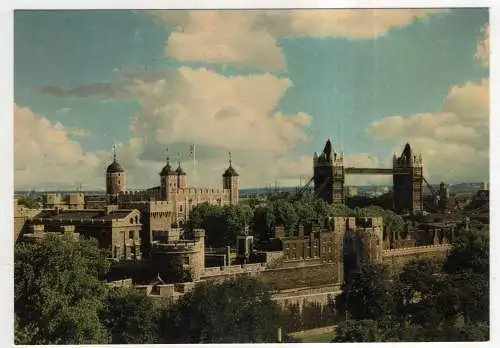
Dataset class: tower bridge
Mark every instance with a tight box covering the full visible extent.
[312,139,424,215]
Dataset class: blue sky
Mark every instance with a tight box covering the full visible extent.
[14,9,489,190]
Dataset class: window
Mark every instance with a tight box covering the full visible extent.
[180,205,183,212]
[184,257,189,265]
[129,231,134,239]
[130,218,134,224]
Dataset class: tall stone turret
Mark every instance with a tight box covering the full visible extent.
[392,143,423,214]
[223,152,239,204]
[313,138,344,204]
[175,155,188,189]
[357,217,384,264]
[106,145,125,204]
[159,148,178,201]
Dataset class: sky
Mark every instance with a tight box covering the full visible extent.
[13,8,490,190]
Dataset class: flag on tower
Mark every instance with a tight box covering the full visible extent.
[189,144,195,159]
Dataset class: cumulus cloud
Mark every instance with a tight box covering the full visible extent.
[122,66,315,188]
[127,67,311,158]
[14,104,107,190]
[30,65,316,189]
[147,9,443,70]
[475,24,489,68]
[367,78,489,183]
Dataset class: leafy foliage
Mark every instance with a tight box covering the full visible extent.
[17,195,41,209]
[158,276,283,343]
[15,234,111,344]
[335,263,394,324]
[189,203,253,247]
[444,227,489,275]
[333,320,381,342]
[100,287,160,344]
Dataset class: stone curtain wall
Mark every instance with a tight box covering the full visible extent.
[382,244,451,274]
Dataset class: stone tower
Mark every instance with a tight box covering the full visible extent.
[313,139,345,204]
[175,158,188,189]
[358,217,384,264]
[222,152,239,204]
[106,145,125,203]
[392,143,423,214]
[160,150,178,201]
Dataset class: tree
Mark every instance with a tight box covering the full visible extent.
[393,259,440,327]
[252,204,276,241]
[223,203,253,239]
[444,227,489,275]
[100,287,160,344]
[17,195,41,209]
[330,204,355,217]
[14,234,110,344]
[189,203,253,247]
[333,320,381,342]
[159,276,283,343]
[335,263,394,324]
[271,200,298,236]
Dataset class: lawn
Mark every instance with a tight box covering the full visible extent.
[289,325,336,343]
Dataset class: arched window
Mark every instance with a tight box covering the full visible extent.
[130,218,134,224]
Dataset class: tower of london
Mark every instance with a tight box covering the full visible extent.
[105,150,239,228]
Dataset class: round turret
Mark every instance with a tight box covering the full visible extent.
[106,146,125,198]
[223,165,239,177]
[107,160,124,173]
[176,164,186,176]
[160,161,176,176]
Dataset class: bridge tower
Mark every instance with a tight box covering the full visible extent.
[313,139,345,204]
[392,143,423,214]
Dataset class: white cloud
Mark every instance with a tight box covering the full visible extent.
[14,105,107,190]
[83,66,315,189]
[367,78,489,183]
[128,67,311,158]
[475,23,489,68]
[148,9,443,70]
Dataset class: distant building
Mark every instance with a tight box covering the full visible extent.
[22,224,80,243]
[43,192,85,210]
[27,206,142,260]
[14,197,43,242]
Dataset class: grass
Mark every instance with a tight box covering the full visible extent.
[289,325,336,343]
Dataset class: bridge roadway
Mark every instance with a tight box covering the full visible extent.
[344,167,410,175]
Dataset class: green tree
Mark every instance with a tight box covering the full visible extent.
[17,195,41,209]
[252,204,276,241]
[332,320,381,342]
[444,227,489,275]
[272,200,298,236]
[14,234,110,344]
[159,276,283,343]
[100,287,160,344]
[335,263,394,324]
[330,204,355,217]
[224,204,253,238]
